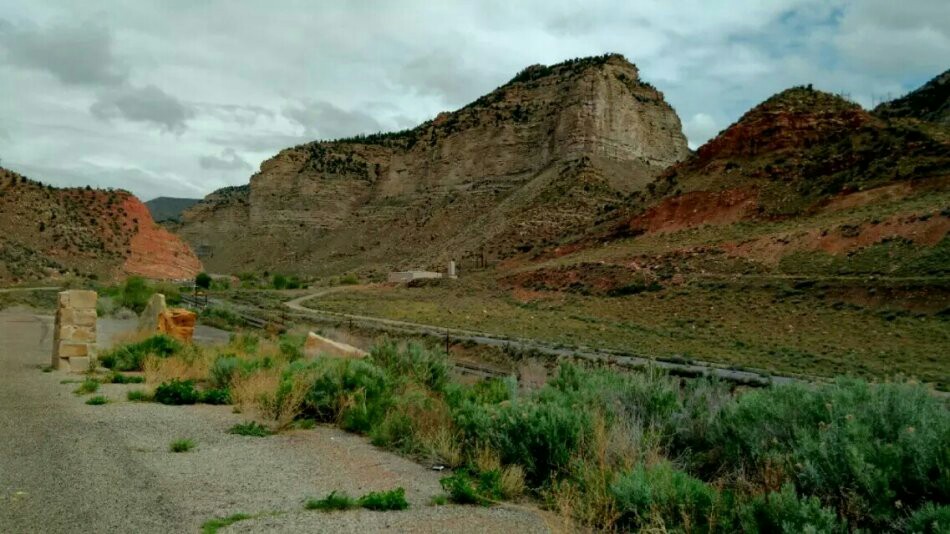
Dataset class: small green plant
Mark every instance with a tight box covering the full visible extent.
[154,379,200,405]
[305,491,356,511]
[430,495,448,506]
[440,470,501,506]
[229,421,272,437]
[357,488,409,511]
[85,395,109,405]
[41,365,53,373]
[170,438,195,453]
[98,335,182,371]
[73,378,99,395]
[127,389,151,402]
[201,513,253,534]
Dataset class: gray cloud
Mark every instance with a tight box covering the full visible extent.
[283,100,382,139]
[394,53,488,107]
[90,84,193,133]
[0,19,127,86]
[199,148,252,171]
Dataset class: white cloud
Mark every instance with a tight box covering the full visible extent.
[683,113,720,149]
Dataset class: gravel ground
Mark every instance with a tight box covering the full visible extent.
[0,311,558,533]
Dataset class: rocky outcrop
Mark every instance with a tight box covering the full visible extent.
[0,168,202,283]
[179,54,689,274]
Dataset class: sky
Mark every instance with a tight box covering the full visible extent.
[0,1,947,201]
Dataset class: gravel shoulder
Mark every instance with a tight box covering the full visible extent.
[0,311,556,533]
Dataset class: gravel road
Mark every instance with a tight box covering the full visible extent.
[0,310,556,533]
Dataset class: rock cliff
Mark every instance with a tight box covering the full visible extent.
[179,54,689,274]
[0,168,202,283]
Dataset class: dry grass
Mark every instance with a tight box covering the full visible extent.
[142,348,213,385]
[473,445,502,473]
[425,427,463,467]
[500,465,526,499]
[230,369,281,419]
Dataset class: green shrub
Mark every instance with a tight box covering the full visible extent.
[611,461,718,531]
[358,488,409,511]
[201,513,253,534]
[272,274,289,290]
[195,272,212,289]
[279,334,305,362]
[229,421,271,437]
[738,484,842,533]
[85,395,109,405]
[705,379,950,529]
[99,335,182,371]
[201,388,230,405]
[210,355,241,389]
[154,379,200,405]
[170,438,195,453]
[305,491,356,511]
[440,469,502,506]
[303,359,393,433]
[339,273,359,285]
[905,503,950,534]
[73,378,99,395]
[370,342,450,391]
[118,276,152,313]
[127,389,151,402]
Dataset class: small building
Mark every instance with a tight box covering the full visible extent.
[387,271,443,283]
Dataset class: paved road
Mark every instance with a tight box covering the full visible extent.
[0,311,553,533]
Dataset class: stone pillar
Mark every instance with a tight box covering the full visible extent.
[52,290,98,373]
[447,260,457,279]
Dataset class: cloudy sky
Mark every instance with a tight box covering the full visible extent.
[0,1,947,200]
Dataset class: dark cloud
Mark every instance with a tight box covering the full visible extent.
[90,84,193,133]
[282,100,382,139]
[199,148,252,171]
[0,19,127,86]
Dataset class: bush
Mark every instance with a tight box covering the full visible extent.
[370,342,450,391]
[611,461,719,531]
[210,355,241,388]
[305,491,356,512]
[170,438,195,453]
[229,421,271,437]
[905,503,950,534]
[358,488,409,511]
[118,276,152,313]
[705,379,950,529]
[127,389,151,402]
[195,272,212,289]
[85,395,109,405]
[201,388,230,405]
[279,334,305,362]
[303,359,393,433]
[154,379,200,405]
[738,484,842,533]
[99,335,182,371]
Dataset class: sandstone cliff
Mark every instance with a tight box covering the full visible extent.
[179,54,689,275]
[0,168,203,283]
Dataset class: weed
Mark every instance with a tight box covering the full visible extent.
[228,421,271,437]
[85,395,109,405]
[305,491,356,512]
[154,379,200,405]
[201,513,253,534]
[73,378,99,395]
[99,335,182,371]
[201,388,231,405]
[440,469,502,506]
[170,438,195,453]
[107,372,145,384]
[358,488,409,511]
[41,365,53,373]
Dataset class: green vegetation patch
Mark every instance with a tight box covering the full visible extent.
[98,335,182,371]
[85,395,109,405]
[73,378,99,395]
[154,379,200,405]
[305,488,409,512]
[229,421,271,437]
[170,438,195,453]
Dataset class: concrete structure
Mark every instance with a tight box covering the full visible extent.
[52,290,97,372]
[447,260,457,279]
[304,332,367,359]
[387,271,443,283]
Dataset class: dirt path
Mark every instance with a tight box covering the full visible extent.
[0,311,555,533]
[284,287,797,387]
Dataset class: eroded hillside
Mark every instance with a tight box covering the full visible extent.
[0,169,203,283]
[179,54,689,274]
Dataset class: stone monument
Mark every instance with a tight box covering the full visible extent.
[52,290,98,372]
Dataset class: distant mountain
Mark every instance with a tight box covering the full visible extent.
[874,68,950,125]
[177,54,690,275]
[0,169,202,283]
[145,197,201,222]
